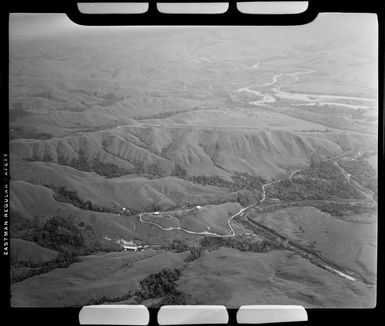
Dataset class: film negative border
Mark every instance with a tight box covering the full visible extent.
[1,1,384,326]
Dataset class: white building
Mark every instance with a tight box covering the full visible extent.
[117,239,139,251]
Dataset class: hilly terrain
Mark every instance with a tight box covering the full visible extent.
[9,13,378,308]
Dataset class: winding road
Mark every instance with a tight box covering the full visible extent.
[138,164,306,239]
[139,204,253,238]
[137,151,354,238]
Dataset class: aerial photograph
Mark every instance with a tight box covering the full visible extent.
[9,13,377,308]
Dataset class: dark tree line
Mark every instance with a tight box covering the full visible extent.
[54,186,112,213]
[11,252,80,284]
[311,201,374,218]
[160,239,189,253]
[171,164,188,178]
[67,155,131,178]
[198,236,280,254]
[267,176,362,201]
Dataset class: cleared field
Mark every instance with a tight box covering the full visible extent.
[141,202,242,235]
[178,247,376,308]
[11,249,188,307]
[249,206,377,283]
[11,239,58,265]
[10,179,78,220]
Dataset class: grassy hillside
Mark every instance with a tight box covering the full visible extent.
[11,161,230,211]
[10,125,374,181]
[249,206,377,284]
[11,239,58,265]
[11,249,188,307]
[178,247,376,308]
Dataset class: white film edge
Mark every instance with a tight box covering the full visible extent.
[157,305,229,325]
[79,305,150,325]
[237,305,308,324]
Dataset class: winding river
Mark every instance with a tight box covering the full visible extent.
[237,65,376,109]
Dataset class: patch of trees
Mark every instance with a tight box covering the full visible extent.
[150,292,189,308]
[10,214,121,283]
[338,158,377,194]
[187,175,233,188]
[127,159,168,178]
[160,239,189,253]
[22,216,110,255]
[10,212,35,239]
[12,215,120,256]
[184,246,204,262]
[185,172,265,198]
[304,160,344,181]
[11,252,80,284]
[147,163,165,177]
[311,202,374,218]
[135,268,184,302]
[183,236,281,263]
[67,154,131,178]
[32,216,86,253]
[54,186,84,206]
[98,91,124,107]
[235,190,258,206]
[230,172,266,192]
[171,164,188,178]
[53,186,113,213]
[90,159,131,178]
[198,236,280,253]
[169,170,265,206]
[266,162,363,201]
